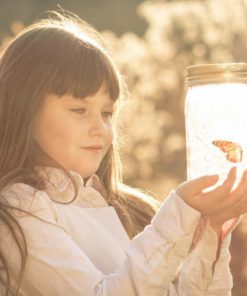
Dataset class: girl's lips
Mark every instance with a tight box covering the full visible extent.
[81,146,103,153]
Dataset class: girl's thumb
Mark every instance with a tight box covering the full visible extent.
[176,174,219,198]
[189,175,219,194]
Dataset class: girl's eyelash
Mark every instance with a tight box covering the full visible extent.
[102,111,113,118]
[70,108,86,114]
[70,109,113,117]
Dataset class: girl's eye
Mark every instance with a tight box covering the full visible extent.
[70,108,86,115]
[70,109,113,118]
[102,112,113,118]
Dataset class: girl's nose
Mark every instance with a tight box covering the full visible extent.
[89,115,108,136]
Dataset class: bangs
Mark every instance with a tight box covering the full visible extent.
[16,27,123,102]
[46,43,120,101]
[3,26,123,117]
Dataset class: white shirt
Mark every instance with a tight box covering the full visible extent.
[0,166,233,295]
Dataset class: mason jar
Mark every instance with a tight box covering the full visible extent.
[185,63,247,184]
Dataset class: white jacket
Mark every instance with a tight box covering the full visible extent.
[0,166,232,295]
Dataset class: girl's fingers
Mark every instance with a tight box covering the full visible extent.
[176,174,219,199]
[230,170,247,198]
[204,167,237,202]
[222,167,237,191]
[206,170,247,222]
[187,175,218,194]
[212,171,247,219]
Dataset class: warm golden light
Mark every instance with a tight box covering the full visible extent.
[185,82,247,185]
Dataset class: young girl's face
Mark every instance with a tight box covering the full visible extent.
[32,85,114,178]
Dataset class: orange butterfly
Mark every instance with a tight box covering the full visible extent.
[212,140,243,163]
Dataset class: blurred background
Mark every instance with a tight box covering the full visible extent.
[1,0,247,294]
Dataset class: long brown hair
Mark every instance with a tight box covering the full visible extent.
[0,10,160,296]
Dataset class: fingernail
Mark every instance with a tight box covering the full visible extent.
[230,167,237,175]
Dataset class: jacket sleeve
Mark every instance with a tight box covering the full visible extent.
[170,217,233,296]
[1,185,203,296]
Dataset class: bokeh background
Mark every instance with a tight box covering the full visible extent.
[1,0,247,294]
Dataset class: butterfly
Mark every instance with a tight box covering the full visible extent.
[212,140,243,163]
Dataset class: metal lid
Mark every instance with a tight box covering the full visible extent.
[186,63,247,86]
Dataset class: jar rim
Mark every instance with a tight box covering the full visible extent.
[186,63,247,86]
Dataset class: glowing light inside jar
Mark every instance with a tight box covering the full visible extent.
[185,82,247,185]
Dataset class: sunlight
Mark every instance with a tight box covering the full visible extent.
[185,83,247,186]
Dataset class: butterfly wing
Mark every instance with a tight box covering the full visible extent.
[226,146,243,163]
[212,140,243,163]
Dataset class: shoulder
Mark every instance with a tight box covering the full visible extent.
[1,182,58,222]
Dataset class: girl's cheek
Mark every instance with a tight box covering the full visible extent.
[111,123,116,141]
[108,125,114,142]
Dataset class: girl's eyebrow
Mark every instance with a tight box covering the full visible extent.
[65,97,114,107]
[81,96,113,104]
[104,102,114,108]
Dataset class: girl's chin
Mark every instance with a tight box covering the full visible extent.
[71,166,100,179]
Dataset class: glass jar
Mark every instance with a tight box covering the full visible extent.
[185,63,247,184]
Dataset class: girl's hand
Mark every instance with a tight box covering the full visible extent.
[175,167,247,226]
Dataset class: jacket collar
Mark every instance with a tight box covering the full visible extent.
[33,166,107,206]
[34,165,99,189]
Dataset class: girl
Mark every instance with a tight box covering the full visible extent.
[0,10,247,296]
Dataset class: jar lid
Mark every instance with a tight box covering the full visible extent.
[186,63,247,86]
